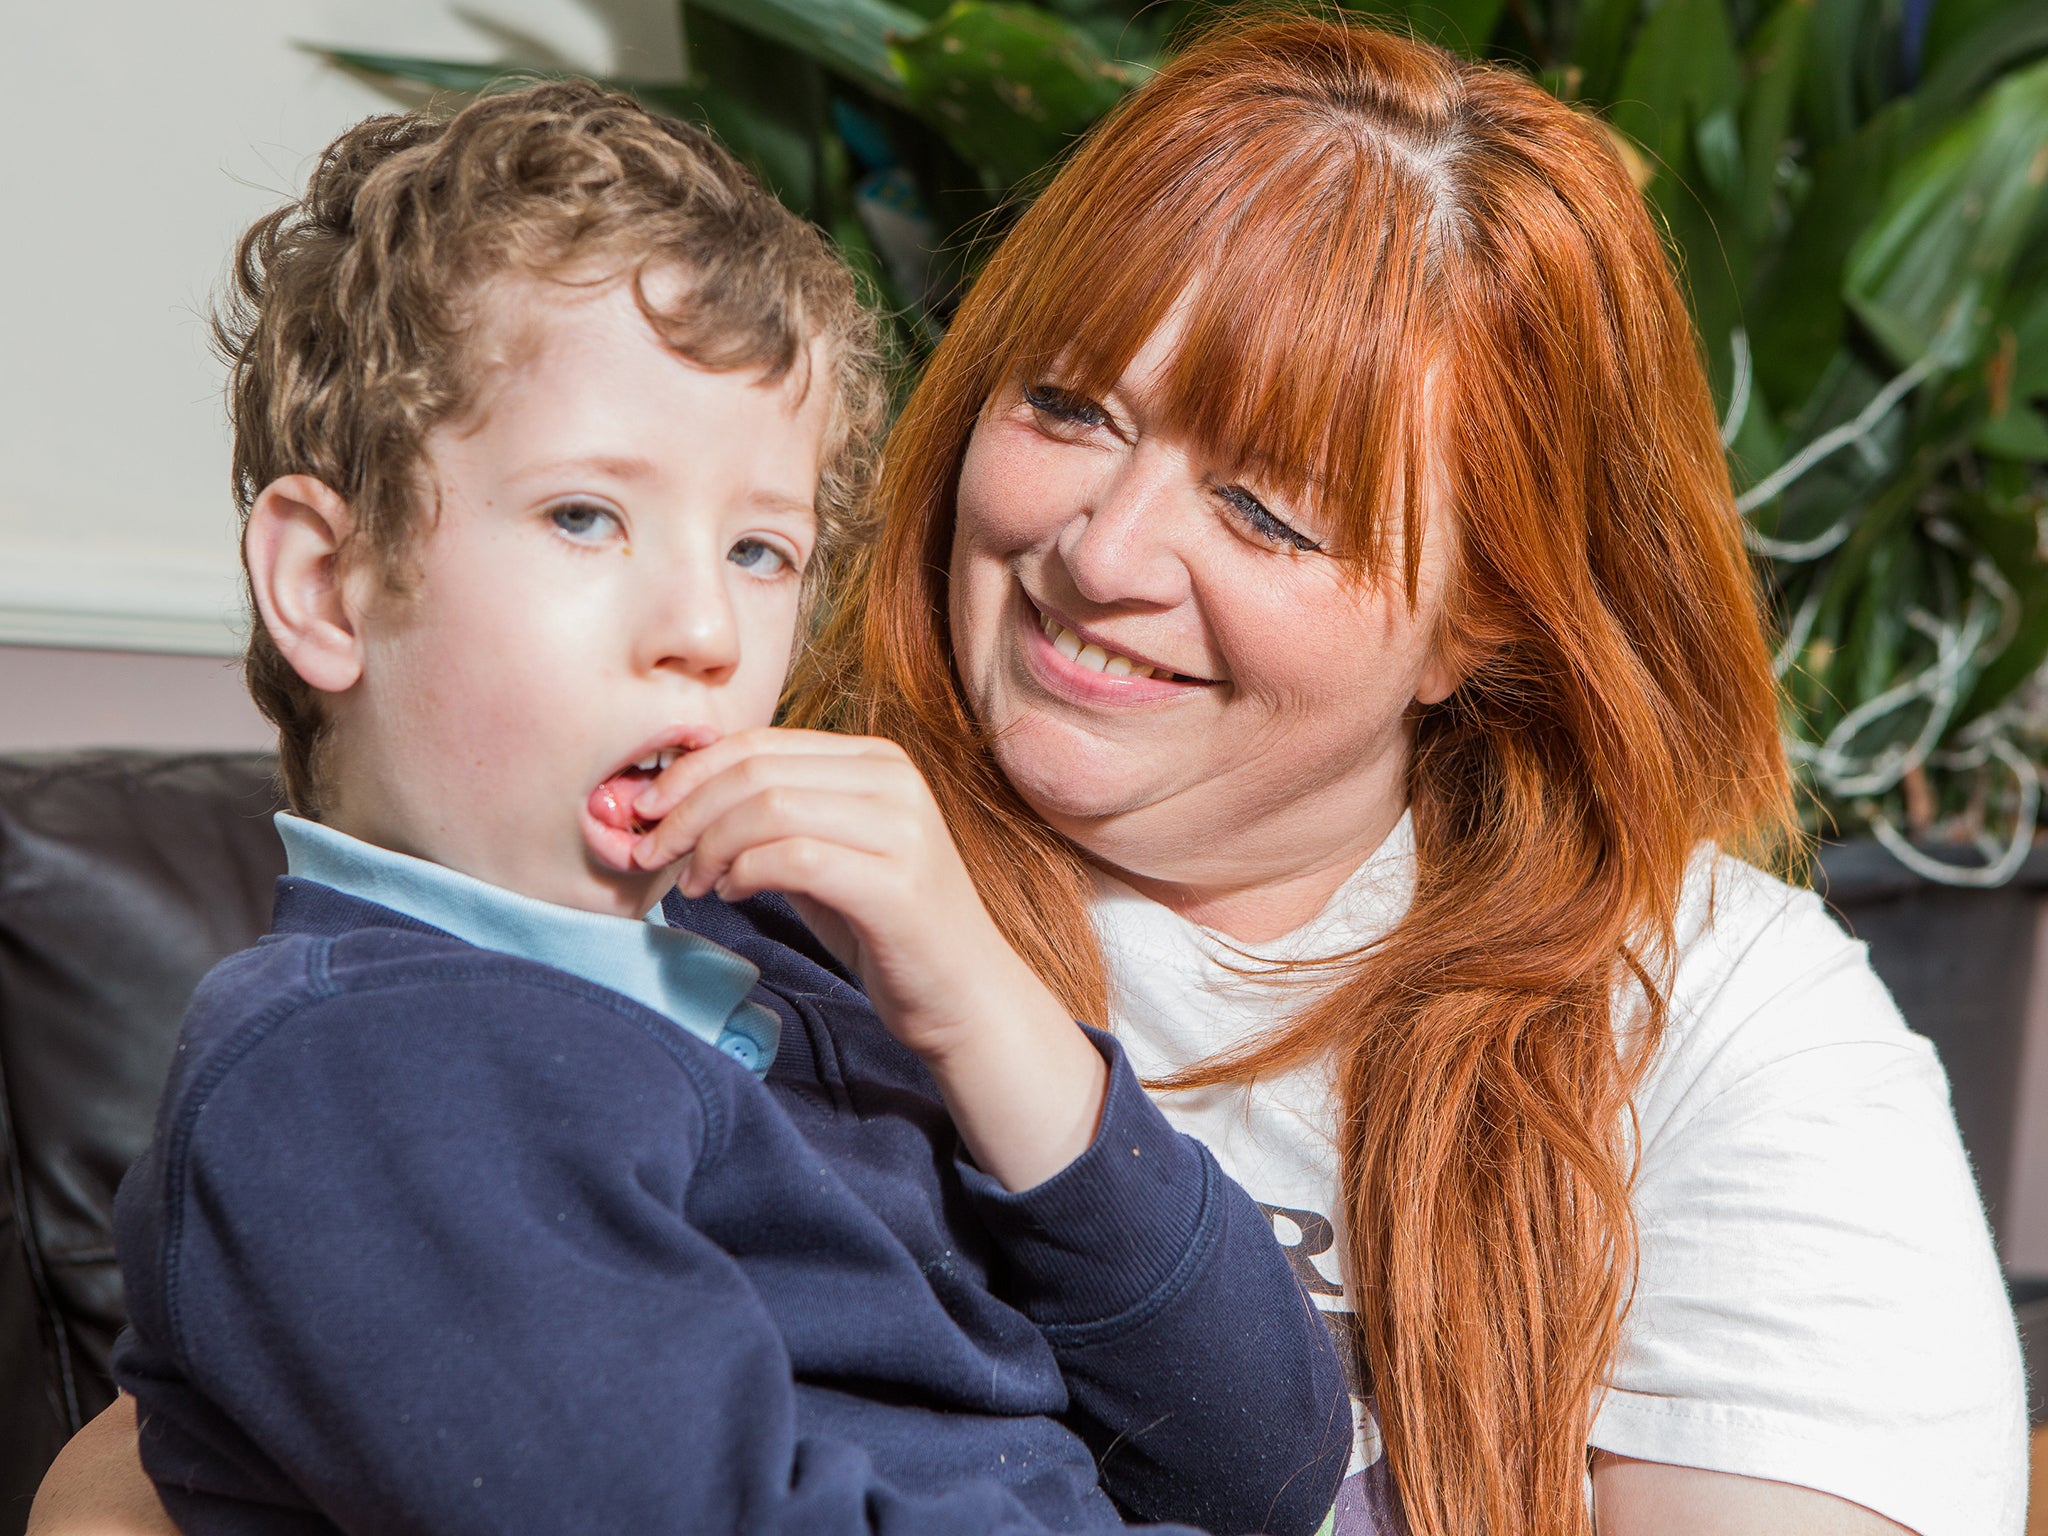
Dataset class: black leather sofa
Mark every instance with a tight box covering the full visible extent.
[1,753,284,1532]
[1,749,2041,1533]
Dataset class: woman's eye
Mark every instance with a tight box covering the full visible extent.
[1217,484,1320,553]
[549,502,622,543]
[728,538,794,577]
[1022,382,1110,431]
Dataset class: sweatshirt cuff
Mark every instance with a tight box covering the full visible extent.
[956,1026,1216,1332]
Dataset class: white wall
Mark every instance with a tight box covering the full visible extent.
[0,0,683,657]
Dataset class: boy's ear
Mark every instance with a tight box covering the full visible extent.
[245,475,370,695]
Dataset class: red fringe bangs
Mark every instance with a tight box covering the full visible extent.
[973,85,1450,580]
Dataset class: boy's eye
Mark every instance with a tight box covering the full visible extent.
[549,501,623,543]
[1216,483,1321,553]
[728,538,794,577]
[1022,382,1111,432]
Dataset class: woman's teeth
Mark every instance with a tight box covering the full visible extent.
[1037,611,1155,678]
[632,749,684,772]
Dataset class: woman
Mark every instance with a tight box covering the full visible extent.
[783,17,2024,1535]
[35,15,2024,1536]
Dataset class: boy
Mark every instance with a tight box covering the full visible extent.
[110,82,1349,1535]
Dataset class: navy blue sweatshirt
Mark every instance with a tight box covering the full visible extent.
[113,880,1351,1535]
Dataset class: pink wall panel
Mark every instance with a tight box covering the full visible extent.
[0,645,272,754]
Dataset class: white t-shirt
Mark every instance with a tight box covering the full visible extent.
[1097,815,2028,1536]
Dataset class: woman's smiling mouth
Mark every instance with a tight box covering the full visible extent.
[1020,593,1218,703]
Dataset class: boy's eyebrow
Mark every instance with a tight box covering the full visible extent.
[507,460,814,517]
[511,454,662,484]
[749,489,818,519]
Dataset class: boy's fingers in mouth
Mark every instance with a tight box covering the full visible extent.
[628,726,781,821]
[583,725,723,870]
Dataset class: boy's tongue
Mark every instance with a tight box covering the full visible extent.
[585,729,719,869]
[588,765,661,835]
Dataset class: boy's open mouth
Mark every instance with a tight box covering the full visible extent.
[589,747,688,839]
[582,726,722,874]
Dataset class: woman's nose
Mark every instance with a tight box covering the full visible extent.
[1056,446,1195,609]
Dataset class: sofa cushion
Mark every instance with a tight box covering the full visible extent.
[0,752,282,1533]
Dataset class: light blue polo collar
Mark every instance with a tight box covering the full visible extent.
[275,814,778,1075]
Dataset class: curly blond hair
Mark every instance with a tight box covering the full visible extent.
[218,79,883,811]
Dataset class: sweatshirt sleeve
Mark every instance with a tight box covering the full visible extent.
[957,1029,1352,1536]
[115,971,1195,1536]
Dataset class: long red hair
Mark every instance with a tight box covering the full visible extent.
[790,18,1793,1535]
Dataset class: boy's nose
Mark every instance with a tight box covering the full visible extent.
[638,557,741,681]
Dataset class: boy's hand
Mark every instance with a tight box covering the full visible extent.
[630,728,1106,1190]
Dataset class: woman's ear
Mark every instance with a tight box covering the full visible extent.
[245,475,368,695]
[1414,652,1460,708]
[1414,597,1506,708]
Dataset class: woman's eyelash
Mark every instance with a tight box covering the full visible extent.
[1217,484,1320,552]
[1022,382,1110,429]
[1019,382,1316,553]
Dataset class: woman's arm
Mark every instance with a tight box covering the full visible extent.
[27,1397,176,1536]
[1590,871,2026,1536]
[1593,1455,1915,1535]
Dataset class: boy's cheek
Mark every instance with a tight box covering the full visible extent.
[737,597,806,723]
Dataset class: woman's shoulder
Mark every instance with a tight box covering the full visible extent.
[1666,847,1874,1012]
[1639,848,1931,1121]
[1641,840,1966,1154]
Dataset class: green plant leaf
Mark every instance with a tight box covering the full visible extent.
[309,49,526,95]
[1609,0,1743,186]
[1921,0,2029,79]
[1845,532,1912,708]
[1567,0,1640,102]
[1979,402,2048,457]
[1955,490,2048,718]
[1340,0,1508,58]
[1610,0,1747,393]
[1738,0,1809,241]
[1405,0,1512,56]
[682,7,834,212]
[1976,285,2048,455]
[1747,99,1917,409]
[1724,359,1786,486]
[1696,103,1744,199]
[685,0,917,104]
[1797,0,1860,151]
[1915,0,2048,123]
[891,2,1135,186]
[1845,56,2048,370]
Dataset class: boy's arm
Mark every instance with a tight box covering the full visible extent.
[961,1031,1353,1536]
[114,977,1176,1536]
[630,731,1350,1532]
[631,728,1112,1191]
